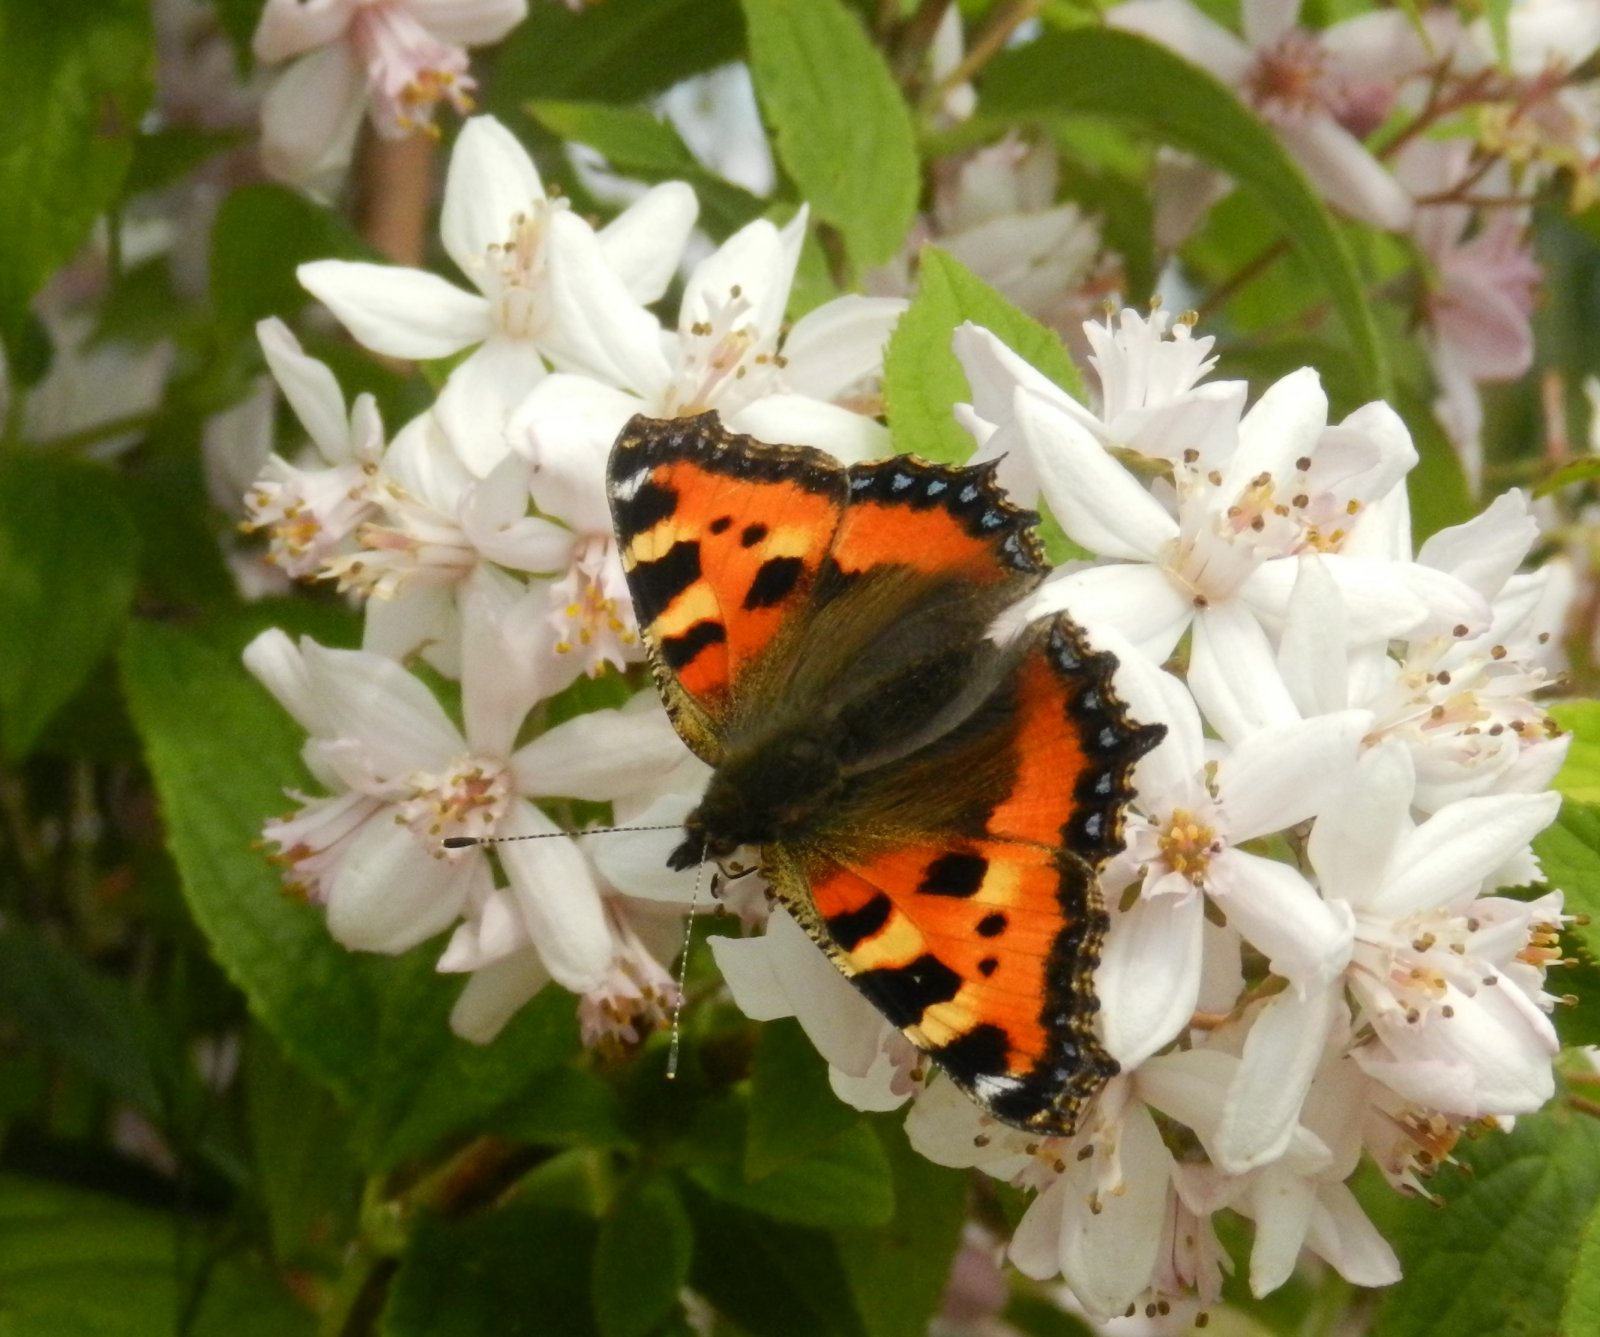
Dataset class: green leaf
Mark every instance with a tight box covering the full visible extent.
[490,1066,632,1150]
[245,1025,360,1269]
[686,1096,895,1230]
[983,27,1388,401]
[528,100,766,240]
[1372,1103,1600,1337]
[1533,800,1600,935]
[0,456,138,759]
[836,1122,966,1337]
[0,1173,312,1336]
[488,0,744,109]
[118,619,381,1102]
[1399,383,1476,543]
[1002,1292,1098,1337]
[683,1185,869,1337]
[0,924,177,1117]
[746,1019,863,1178]
[0,0,152,350]
[381,1202,600,1337]
[740,0,919,273]
[592,1174,693,1337]
[884,246,1083,465]
[211,184,367,327]
[1534,455,1600,499]
[1553,702,1600,806]
[353,955,581,1171]
[126,127,243,195]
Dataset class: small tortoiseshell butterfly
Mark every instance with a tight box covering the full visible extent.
[608,411,1164,1135]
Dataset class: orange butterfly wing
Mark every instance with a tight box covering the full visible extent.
[608,413,1164,1135]
[609,413,848,758]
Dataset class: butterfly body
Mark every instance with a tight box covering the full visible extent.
[609,411,1163,1135]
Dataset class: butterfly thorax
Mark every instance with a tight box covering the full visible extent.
[668,729,843,870]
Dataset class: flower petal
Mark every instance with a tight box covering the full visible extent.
[259,44,366,194]
[1207,850,1353,988]
[299,260,492,359]
[727,395,890,463]
[256,318,352,461]
[1058,1102,1172,1317]
[1014,387,1178,561]
[598,182,700,303]
[1216,986,1338,1173]
[440,116,544,281]
[499,799,613,992]
[1216,710,1371,839]
[1187,600,1301,741]
[781,296,906,401]
[327,818,471,952]
[1098,891,1204,1067]
[1308,740,1416,908]
[1374,791,1561,918]
[1013,564,1194,664]
[449,947,551,1043]
[512,697,692,801]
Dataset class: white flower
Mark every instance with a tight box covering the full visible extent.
[711,907,919,1114]
[1278,492,1569,810]
[957,311,1248,483]
[254,0,528,192]
[512,209,906,472]
[1307,741,1563,1117]
[1092,637,1361,1074]
[243,577,638,990]
[929,138,1103,331]
[1108,0,1420,229]
[239,318,385,579]
[299,116,698,468]
[987,357,1487,739]
[443,699,709,1043]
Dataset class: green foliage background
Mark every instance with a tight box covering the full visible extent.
[3,1,1600,1334]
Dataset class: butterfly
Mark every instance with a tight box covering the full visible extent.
[607,410,1165,1135]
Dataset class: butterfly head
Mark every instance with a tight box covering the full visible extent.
[666,730,844,872]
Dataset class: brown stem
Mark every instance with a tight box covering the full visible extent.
[927,0,1045,107]
[1197,239,1289,320]
[356,128,438,268]
[892,0,955,89]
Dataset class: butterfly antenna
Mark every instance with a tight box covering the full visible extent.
[441,824,682,849]
[665,834,711,1081]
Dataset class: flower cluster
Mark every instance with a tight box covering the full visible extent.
[711,307,1572,1318]
[885,0,1599,488]
[241,115,903,1044]
[244,118,1572,1320]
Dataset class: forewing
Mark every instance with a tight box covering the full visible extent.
[608,412,849,758]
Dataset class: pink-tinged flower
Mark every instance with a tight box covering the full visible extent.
[1397,141,1539,488]
[930,138,1103,330]
[299,117,698,460]
[512,208,906,471]
[254,0,528,191]
[1307,740,1563,1117]
[1108,0,1420,229]
[240,318,384,579]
